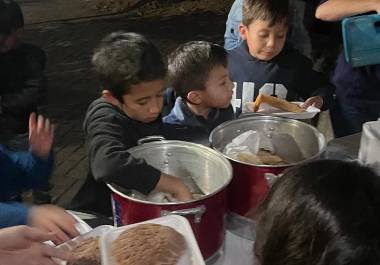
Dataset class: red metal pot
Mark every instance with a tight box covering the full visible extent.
[210,116,326,216]
[107,139,232,260]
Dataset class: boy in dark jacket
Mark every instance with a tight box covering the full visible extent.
[228,0,332,115]
[163,41,235,133]
[71,32,192,216]
[0,0,46,149]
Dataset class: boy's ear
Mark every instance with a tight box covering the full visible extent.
[239,23,248,40]
[186,91,202,105]
[102,90,122,107]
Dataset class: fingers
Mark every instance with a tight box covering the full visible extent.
[41,244,73,262]
[29,112,37,137]
[24,227,57,243]
[55,213,80,240]
[47,211,79,245]
[47,223,71,245]
[37,114,45,134]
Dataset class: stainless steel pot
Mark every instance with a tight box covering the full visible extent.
[108,139,233,260]
[210,115,326,215]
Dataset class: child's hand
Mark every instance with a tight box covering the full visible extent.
[301,96,323,109]
[0,226,72,265]
[29,112,54,159]
[156,173,193,202]
[27,205,79,245]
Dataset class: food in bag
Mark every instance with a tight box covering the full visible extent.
[251,94,305,113]
[68,237,100,265]
[111,223,187,265]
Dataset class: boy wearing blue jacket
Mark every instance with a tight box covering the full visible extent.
[163,41,235,133]
[228,0,332,116]
[0,113,78,244]
[0,113,52,202]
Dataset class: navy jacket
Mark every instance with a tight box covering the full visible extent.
[0,145,52,201]
[228,42,333,115]
[163,97,235,133]
[332,53,380,107]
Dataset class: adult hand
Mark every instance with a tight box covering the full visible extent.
[27,205,79,245]
[156,173,193,202]
[29,112,54,159]
[301,96,323,109]
[0,226,72,265]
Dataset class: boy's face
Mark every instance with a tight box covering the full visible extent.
[120,79,165,123]
[239,19,287,61]
[198,65,234,109]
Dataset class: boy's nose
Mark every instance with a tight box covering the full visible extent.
[228,78,234,90]
[149,99,161,114]
[267,37,275,47]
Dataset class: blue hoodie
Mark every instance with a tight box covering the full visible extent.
[163,97,235,132]
[0,202,29,228]
[0,145,53,201]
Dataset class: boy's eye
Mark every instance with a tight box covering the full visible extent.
[137,100,148,106]
[258,34,268,38]
[276,35,285,39]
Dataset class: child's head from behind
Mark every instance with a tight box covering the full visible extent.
[168,41,233,110]
[92,31,167,123]
[0,0,24,53]
[240,0,289,61]
[255,160,380,265]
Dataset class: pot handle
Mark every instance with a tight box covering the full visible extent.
[264,173,281,187]
[137,135,166,145]
[160,205,206,223]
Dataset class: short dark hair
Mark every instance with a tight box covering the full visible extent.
[255,160,380,265]
[92,31,166,102]
[242,0,290,27]
[0,0,24,36]
[168,41,227,100]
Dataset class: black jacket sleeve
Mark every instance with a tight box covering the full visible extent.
[85,108,161,195]
[2,45,47,115]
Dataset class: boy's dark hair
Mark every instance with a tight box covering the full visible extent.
[242,0,290,27]
[0,0,24,36]
[168,41,227,101]
[92,31,166,102]
[255,160,380,265]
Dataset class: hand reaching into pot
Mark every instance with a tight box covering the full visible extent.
[156,173,193,202]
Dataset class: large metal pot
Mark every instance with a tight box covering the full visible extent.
[108,139,232,260]
[210,116,326,216]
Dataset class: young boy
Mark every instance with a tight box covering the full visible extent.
[71,32,192,216]
[0,0,46,150]
[163,41,235,133]
[1,113,53,202]
[228,0,332,116]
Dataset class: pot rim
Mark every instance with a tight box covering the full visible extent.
[209,115,327,168]
[107,140,233,205]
